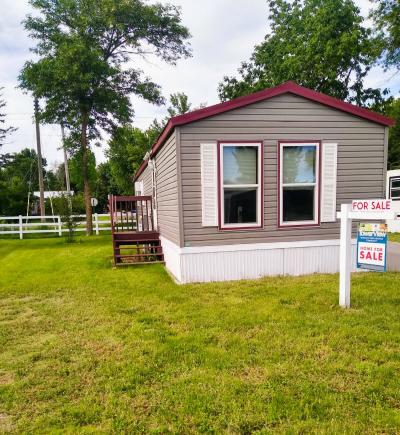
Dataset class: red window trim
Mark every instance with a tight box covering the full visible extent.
[217,140,264,231]
[277,140,322,229]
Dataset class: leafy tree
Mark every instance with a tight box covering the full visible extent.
[165,91,206,122]
[144,91,206,144]
[384,98,400,169]
[0,149,41,215]
[370,96,400,169]
[93,162,118,212]
[19,0,191,234]
[106,92,199,194]
[107,125,157,194]
[69,148,97,194]
[370,0,400,70]
[0,153,13,168]
[44,168,63,191]
[218,0,384,106]
[54,193,79,242]
[167,92,192,118]
[0,89,17,147]
[52,192,86,214]
[50,162,69,191]
[142,92,197,144]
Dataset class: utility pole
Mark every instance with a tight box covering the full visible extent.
[61,124,71,194]
[61,123,72,212]
[34,97,45,219]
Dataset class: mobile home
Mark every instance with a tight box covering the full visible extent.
[134,81,394,283]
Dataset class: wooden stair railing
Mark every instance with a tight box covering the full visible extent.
[109,195,163,266]
[110,195,155,233]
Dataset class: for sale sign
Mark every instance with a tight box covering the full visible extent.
[357,223,388,272]
[352,199,392,212]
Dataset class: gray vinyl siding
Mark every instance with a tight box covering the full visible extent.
[137,131,181,246]
[138,165,152,195]
[179,93,387,247]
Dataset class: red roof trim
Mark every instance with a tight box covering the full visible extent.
[134,81,395,180]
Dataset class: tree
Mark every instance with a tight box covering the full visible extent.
[384,98,400,169]
[93,162,118,212]
[165,91,206,122]
[0,89,17,147]
[50,161,70,191]
[19,0,191,234]
[167,92,192,118]
[144,91,206,142]
[142,92,197,143]
[106,92,199,194]
[69,148,97,194]
[54,193,79,242]
[0,149,41,215]
[107,125,158,194]
[218,0,384,106]
[370,0,400,71]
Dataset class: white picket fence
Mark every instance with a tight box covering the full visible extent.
[0,214,111,239]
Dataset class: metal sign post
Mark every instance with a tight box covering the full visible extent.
[337,200,396,309]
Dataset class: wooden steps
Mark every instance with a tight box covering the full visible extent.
[113,237,164,266]
[109,195,163,267]
[115,260,165,266]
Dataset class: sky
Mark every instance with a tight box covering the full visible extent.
[0,0,399,170]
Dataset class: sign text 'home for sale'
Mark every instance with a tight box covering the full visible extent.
[357,223,388,272]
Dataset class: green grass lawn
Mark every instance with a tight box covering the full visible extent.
[390,232,400,243]
[0,236,399,433]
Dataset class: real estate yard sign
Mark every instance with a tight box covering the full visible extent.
[357,223,388,272]
[339,202,395,308]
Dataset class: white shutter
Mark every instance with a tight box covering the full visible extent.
[321,143,338,222]
[200,143,218,226]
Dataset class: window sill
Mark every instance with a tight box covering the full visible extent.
[219,224,264,231]
[278,222,320,229]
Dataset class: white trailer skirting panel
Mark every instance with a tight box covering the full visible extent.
[160,236,183,282]
[160,237,357,284]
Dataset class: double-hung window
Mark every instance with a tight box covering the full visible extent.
[279,142,320,227]
[389,176,400,201]
[219,142,263,229]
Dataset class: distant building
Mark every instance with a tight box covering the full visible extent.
[386,169,400,232]
[33,191,74,199]
[31,191,74,215]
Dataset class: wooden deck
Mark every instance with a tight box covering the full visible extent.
[109,195,163,266]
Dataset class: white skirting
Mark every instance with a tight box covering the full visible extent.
[159,236,183,282]
[160,236,357,284]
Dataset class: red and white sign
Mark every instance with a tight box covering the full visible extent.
[357,222,388,272]
[351,199,392,212]
[357,242,386,267]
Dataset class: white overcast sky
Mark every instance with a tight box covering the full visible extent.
[0,0,399,169]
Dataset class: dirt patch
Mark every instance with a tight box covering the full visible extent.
[236,366,268,384]
[0,371,14,385]
[0,413,14,432]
